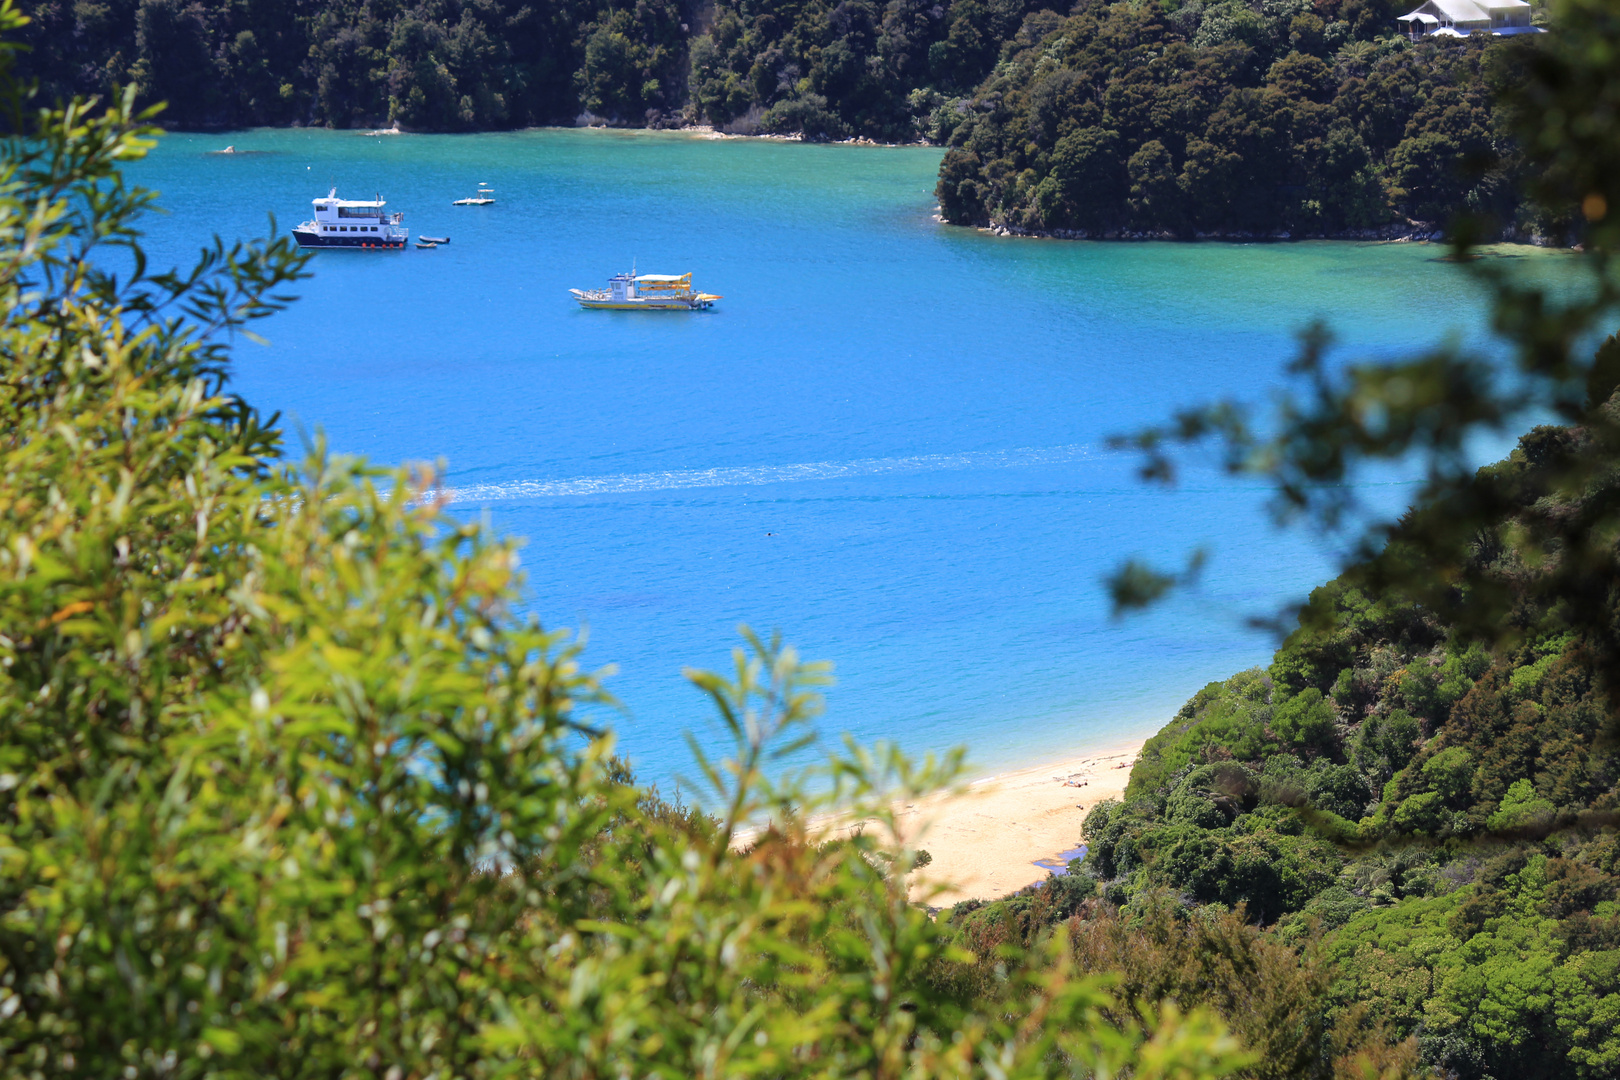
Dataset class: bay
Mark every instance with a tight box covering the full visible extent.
[127,127,1548,793]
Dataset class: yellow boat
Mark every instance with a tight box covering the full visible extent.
[571,271,721,310]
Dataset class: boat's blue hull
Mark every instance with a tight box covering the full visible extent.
[292,228,406,250]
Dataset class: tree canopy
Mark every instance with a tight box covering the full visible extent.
[17,0,696,129]
[933,1,1554,238]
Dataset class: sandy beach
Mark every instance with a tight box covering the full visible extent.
[907,738,1145,904]
[786,735,1148,907]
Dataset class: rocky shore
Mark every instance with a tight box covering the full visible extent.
[977,219,1567,246]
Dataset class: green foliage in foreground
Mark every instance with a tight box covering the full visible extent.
[1068,406,1620,1078]
[947,406,1620,1078]
[0,7,1260,1077]
[939,890,1425,1080]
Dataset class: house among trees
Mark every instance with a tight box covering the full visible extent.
[1396,0,1543,37]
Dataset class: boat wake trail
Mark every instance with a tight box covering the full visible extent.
[435,444,1094,505]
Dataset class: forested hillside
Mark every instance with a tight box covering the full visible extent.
[686,0,1041,140]
[933,5,1547,237]
[19,0,1037,135]
[17,0,697,129]
[19,0,1558,237]
[942,372,1620,1078]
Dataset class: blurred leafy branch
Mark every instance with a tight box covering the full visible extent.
[1105,0,1620,715]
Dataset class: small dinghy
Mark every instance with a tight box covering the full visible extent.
[414,240,438,249]
[418,235,450,245]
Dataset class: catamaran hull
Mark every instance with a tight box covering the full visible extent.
[572,298,718,310]
[292,228,407,250]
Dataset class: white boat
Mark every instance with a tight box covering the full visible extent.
[571,271,721,310]
[453,184,495,206]
[291,189,408,250]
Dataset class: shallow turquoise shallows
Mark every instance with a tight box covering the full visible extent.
[127,127,1549,792]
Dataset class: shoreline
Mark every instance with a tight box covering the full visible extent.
[977,219,1449,244]
[906,734,1149,906]
[766,729,1153,908]
[971,219,1572,248]
[196,124,1576,248]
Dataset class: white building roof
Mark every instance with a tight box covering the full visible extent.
[1398,0,1529,21]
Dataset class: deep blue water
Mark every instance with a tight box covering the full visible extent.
[126,127,1552,793]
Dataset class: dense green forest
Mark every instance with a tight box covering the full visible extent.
[17,0,1053,135]
[686,0,1045,140]
[19,0,1562,237]
[17,0,697,129]
[933,5,1553,237]
[941,381,1620,1077]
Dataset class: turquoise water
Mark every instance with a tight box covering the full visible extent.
[128,127,1537,792]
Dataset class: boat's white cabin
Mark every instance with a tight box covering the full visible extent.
[605,273,692,300]
[308,190,404,238]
